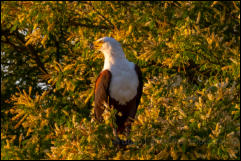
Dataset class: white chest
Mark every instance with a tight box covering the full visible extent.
[103,61,139,105]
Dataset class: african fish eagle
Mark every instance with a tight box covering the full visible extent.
[92,37,143,136]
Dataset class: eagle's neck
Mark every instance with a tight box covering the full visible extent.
[102,49,139,105]
[102,50,127,70]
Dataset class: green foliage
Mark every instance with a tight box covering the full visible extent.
[1,1,240,160]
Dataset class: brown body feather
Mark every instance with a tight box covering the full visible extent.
[94,65,143,134]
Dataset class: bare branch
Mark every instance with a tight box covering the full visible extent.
[1,29,49,74]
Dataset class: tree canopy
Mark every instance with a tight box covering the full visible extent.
[1,1,240,160]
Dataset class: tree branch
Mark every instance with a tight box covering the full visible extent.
[1,29,48,74]
[87,2,115,29]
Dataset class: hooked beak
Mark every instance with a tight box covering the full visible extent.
[90,40,104,51]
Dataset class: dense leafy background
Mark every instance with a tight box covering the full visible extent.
[1,1,240,160]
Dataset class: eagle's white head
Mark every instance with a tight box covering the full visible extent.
[92,37,139,105]
[93,37,125,59]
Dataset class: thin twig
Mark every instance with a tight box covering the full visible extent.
[2,29,49,74]
[87,2,115,29]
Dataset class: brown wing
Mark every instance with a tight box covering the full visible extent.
[135,64,143,108]
[94,70,112,121]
